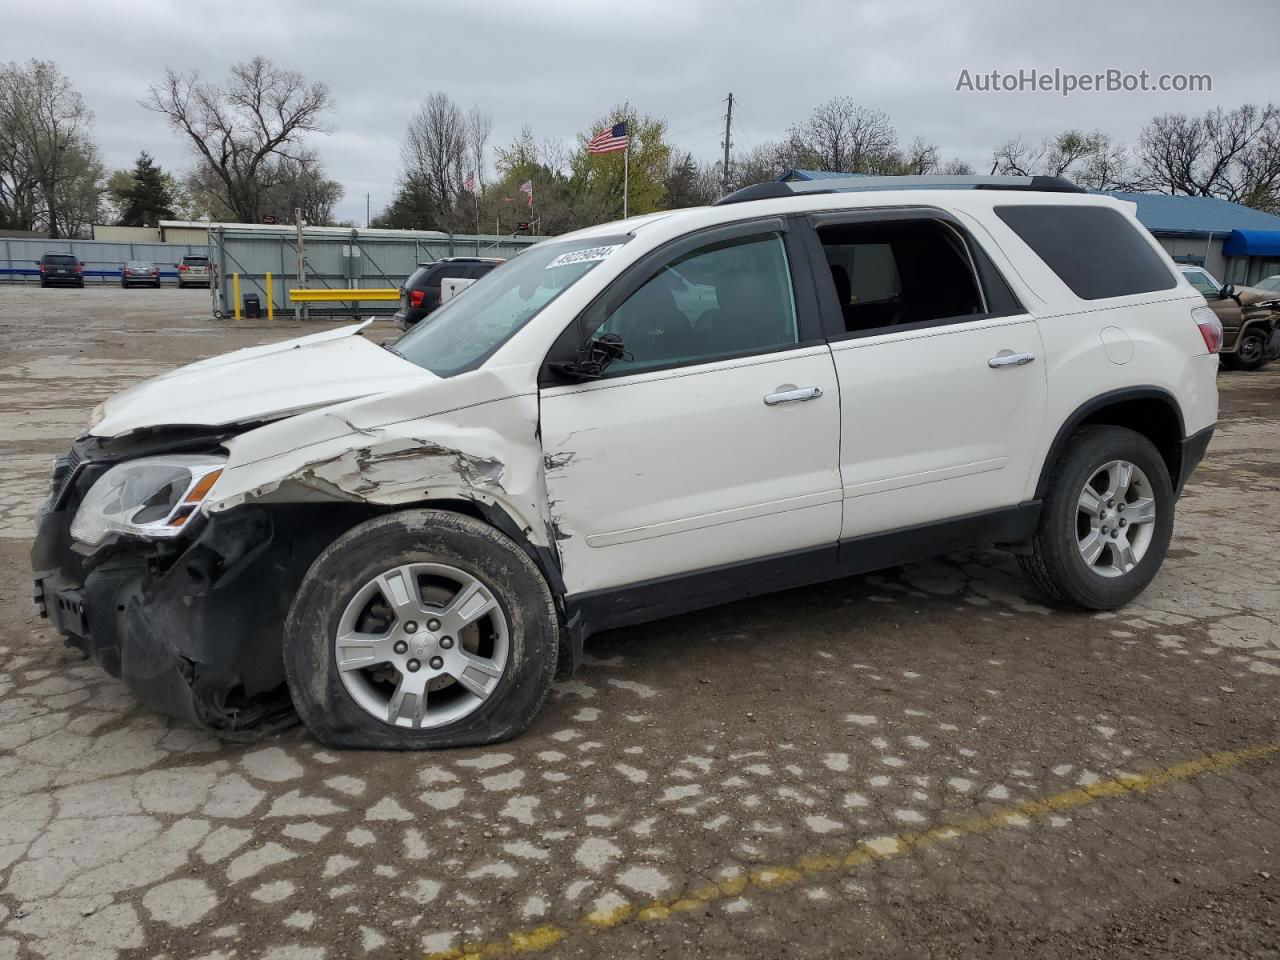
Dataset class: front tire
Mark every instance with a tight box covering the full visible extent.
[1018,425,1174,610]
[1223,328,1269,371]
[284,510,560,749]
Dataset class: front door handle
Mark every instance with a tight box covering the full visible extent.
[988,352,1035,368]
[764,386,823,406]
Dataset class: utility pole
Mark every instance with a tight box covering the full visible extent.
[295,207,307,322]
[365,193,370,228]
[721,92,735,196]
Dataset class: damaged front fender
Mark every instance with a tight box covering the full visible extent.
[206,366,555,553]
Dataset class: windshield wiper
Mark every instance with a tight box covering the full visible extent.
[381,342,405,358]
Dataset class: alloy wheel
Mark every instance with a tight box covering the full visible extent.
[1076,460,1157,578]
[334,563,509,729]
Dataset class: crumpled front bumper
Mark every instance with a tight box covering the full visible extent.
[30,448,318,736]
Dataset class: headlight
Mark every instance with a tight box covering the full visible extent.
[70,455,226,545]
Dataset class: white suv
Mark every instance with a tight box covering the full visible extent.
[32,175,1220,749]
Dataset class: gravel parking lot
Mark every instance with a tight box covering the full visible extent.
[0,284,1277,960]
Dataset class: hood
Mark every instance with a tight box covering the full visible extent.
[91,321,434,438]
[1234,286,1280,308]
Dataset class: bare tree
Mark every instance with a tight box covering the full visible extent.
[401,92,469,218]
[992,136,1045,177]
[993,130,1133,190]
[786,98,900,174]
[465,105,492,189]
[939,157,975,176]
[144,56,334,223]
[732,142,792,188]
[1136,104,1280,210]
[0,60,100,236]
[899,137,940,175]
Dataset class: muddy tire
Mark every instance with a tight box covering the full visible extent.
[1222,328,1269,371]
[283,510,560,749]
[1018,425,1174,610]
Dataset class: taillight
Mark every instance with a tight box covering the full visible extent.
[75,263,83,273]
[38,263,45,272]
[1192,305,1222,353]
[179,264,188,272]
[409,289,425,308]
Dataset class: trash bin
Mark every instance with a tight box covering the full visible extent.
[243,294,261,319]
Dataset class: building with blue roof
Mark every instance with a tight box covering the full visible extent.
[779,169,1280,286]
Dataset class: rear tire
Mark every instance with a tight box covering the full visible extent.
[1223,328,1269,370]
[284,510,560,749]
[1018,425,1174,610]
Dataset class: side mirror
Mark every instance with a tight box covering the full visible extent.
[1219,283,1236,300]
[548,333,628,382]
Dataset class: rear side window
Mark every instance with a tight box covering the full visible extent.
[995,205,1176,300]
[815,219,989,335]
[430,264,472,283]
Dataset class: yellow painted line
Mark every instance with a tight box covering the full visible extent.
[423,742,1280,960]
[288,287,399,302]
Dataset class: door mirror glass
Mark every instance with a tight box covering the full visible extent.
[1220,283,1236,299]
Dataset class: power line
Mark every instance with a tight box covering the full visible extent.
[667,114,726,143]
[664,100,724,127]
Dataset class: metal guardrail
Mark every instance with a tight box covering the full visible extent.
[288,287,399,302]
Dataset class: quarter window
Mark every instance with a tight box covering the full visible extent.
[594,233,799,374]
[996,204,1177,300]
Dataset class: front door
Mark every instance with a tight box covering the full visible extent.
[539,222,843,598]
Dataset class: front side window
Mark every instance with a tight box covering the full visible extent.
[393,236,629,377]
[816,220,985,335]
[1183,269,1220,297]
[592,233,798,375]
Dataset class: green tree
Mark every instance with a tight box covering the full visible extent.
[570,104,671,221]
[373,174,437,229]
[111,151,176,225]
[0,59,101,236]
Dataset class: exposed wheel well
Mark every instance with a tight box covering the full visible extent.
[1036,391,1184,500]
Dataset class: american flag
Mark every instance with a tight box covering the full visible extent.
[464,172,476,192]
[518,179,533,208]
[587,122,629,154]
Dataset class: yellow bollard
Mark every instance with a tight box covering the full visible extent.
[232,272,241,321]
[265,272,274,321]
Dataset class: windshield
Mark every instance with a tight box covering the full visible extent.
[1256,276,1280,292]
[392,235,630,376]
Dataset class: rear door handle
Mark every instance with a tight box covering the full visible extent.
[764,386,823,406]
[988,352,1035,368]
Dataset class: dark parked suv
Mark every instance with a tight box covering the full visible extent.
[394,257,502,329]
[38,253,84,288]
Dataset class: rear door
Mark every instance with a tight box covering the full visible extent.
[799,210,1047,540]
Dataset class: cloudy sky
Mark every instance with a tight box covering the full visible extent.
[4,0,1277,225]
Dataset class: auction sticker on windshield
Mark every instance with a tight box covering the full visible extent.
[545,244,624,269]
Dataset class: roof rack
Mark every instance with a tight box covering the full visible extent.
[712,174,1085,206]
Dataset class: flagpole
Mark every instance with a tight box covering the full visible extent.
[623,142,629,220]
